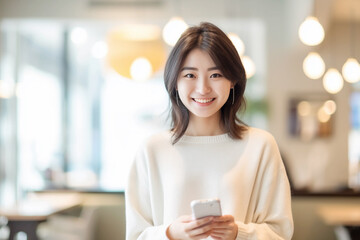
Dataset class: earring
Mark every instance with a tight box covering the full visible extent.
[232,88,235,105]
[176,90,179,105]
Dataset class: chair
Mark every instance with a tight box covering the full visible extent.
[334,226,351,240]
[0,216,9,240]
[37,206,98,240]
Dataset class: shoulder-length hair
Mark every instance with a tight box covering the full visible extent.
[164,22,247,144]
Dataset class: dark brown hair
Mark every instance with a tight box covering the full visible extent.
[164,22,247,144]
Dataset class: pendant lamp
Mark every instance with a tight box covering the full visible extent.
[342,4,360,83]
[162,17,188,47]
[299,16,325,46]
[241,56,256,79]
[323,68,344,94]
[342,58,360,83]
[227,33,245,56]
[303,52,325,79]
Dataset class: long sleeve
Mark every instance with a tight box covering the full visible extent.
[125,148,168,240]
[234,132,293,240]
[125,129,293,240]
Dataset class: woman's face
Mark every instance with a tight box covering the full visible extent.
[176,48,232,120]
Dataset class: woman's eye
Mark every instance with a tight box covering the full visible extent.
[210,73,223,78]
[184,73,195,78]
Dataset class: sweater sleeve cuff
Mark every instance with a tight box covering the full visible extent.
[235,222,255,240]
[235,221,285,240]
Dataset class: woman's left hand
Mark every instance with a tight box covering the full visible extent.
[210,215,238,240]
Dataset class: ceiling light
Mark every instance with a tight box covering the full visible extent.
[323,100,336,115]
[70,27,88,45]
[323,68,344,94]
[227,33,245,56]
[241,56,256,79]
[342,58,360,83]
[130,57,153,81]
[107,25,166,79]
[162,17,188,47]
[317,107,331,123]
[303,52,325,79]
[298,16,325,46]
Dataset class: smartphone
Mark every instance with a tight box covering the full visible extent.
[191,198,222,219]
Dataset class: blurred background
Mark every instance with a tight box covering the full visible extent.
[0,0,360,239]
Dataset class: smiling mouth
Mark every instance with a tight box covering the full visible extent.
[193,98,215,103]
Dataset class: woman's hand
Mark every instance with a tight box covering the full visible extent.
[210,215,238,240]
[166,215,214,240]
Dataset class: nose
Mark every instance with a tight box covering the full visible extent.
[196,77,211,95]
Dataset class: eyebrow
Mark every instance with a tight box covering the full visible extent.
[180,66,220,71]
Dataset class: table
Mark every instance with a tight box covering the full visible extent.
[0,193,82,240]
[317,204,360,240]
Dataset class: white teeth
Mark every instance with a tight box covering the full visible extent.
[193,98,214,103]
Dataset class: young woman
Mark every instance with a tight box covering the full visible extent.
[126,22,293,240]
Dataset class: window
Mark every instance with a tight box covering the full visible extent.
[349,91,360,189]
[0,20,170,194]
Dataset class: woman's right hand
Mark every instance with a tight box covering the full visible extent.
[166,215,214,240]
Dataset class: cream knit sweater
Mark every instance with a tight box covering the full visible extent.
[125,127,293,240]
